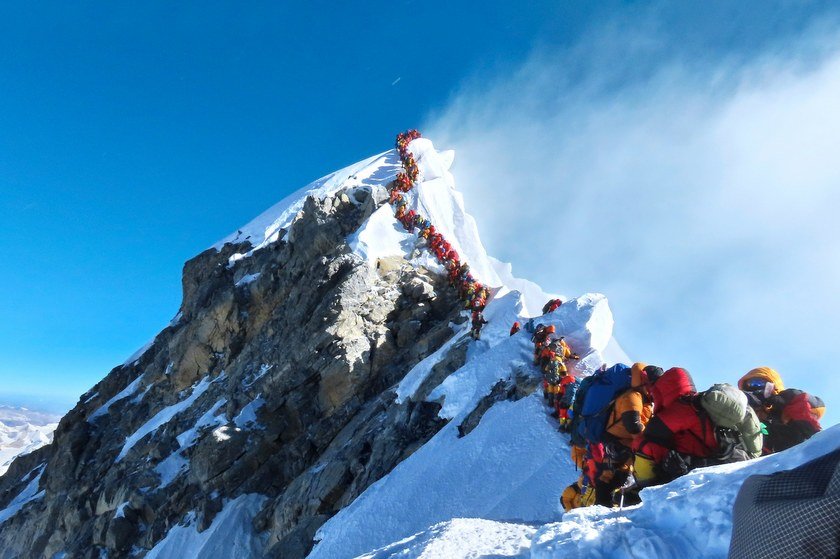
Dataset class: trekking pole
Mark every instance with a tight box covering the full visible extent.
[619,487,625,511]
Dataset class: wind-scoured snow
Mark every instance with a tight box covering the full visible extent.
[336,424,840,559]
[310,395,580,559]
[233,397,265,430]
[395,324,470,404]
[123,339,155,367]
[234,273,261,287]
[359,518,536,559]
[88,374,145,421]
[0,465,45,525]
[145,494,268,559]
[154,397,228,487]
[116,376,217,462]
[347,204,423,267]
[216,150,402,266]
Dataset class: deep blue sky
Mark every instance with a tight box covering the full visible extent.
[1,2,838,414]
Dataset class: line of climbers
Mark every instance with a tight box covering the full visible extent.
[529,323,580,432]
[518,319,828,512]
[391,130,828,519]
[389,130,491,339]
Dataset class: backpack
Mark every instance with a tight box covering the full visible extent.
[577,364,632,444]
[660,424,753,483]
[545,361,561,385]
[530,324,546,344]
[569,375,597,447]
[559,377,580,410]
[699,384,763,459]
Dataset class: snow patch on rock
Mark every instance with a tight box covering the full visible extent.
[144,494,268,559]
[0,465,45,525]
[116,376,216,462]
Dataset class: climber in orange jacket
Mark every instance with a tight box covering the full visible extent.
[595,363,663,506]
[605,363,662,448]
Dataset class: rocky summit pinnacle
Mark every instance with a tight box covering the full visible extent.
[0,144,475,558]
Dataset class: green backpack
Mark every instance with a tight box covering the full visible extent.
[699,383,763,459]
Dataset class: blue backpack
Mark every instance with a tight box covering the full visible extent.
[569,375,596,448]
[559,377,580,410]
[577,364,632,444]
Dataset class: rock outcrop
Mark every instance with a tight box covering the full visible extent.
[0,175,467,558]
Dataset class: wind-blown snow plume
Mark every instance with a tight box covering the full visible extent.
[425,23,840,426]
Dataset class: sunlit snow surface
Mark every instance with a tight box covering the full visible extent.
[0,465,45,525]
[144,494,268,559]
[314,425,840,559]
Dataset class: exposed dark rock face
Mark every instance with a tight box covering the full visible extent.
[457,368,539,438]
[0,185,465,558]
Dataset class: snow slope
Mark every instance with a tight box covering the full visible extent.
[143,494,267,559]
[354,424,840,559]
[0,407,59,476]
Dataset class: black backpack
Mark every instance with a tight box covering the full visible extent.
[659,403,752,482]
[545,360,561,385]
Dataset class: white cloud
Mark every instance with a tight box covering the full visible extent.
[424,24,840,426]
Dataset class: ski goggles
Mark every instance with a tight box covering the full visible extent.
[742,378,768,392]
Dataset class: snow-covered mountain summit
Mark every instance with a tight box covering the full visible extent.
[0,135,833,558]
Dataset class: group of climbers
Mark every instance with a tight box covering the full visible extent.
[390,130,492,340]
[529,322,580,432]
[556,362,825,512]
[390,130,828,521]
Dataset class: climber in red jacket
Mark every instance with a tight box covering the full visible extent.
[763,389,825,453]
[632,367,718,487]
[542,298,563,314]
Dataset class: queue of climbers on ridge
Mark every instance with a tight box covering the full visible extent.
[390,130,491,340]
[521,319,827,512]
[391,129,827,514]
